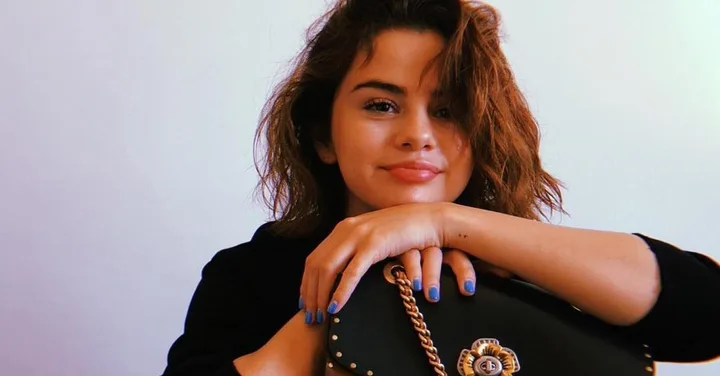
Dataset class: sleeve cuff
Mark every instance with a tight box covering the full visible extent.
[624,233,720,362]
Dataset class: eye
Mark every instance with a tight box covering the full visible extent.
[363,99,398,114]
[434,107,452,119]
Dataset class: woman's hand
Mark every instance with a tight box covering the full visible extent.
[397,248,478,302]
[298,202,511,323]
[397,247,515,302]
[299,203,446,323]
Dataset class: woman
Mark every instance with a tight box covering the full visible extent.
[161,0,720,375]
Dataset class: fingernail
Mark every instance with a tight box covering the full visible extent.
[429,286,440,301]
[464,280,476,294]
[298,296,304,310]
[412,278,422,291]
[327,301,338,314]
[316,310,324,324]
[304,310,313,324]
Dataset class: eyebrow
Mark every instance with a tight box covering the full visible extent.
[351,80,406,95]
[350,79,446,98]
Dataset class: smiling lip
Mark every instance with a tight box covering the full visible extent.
[382,161,441,183]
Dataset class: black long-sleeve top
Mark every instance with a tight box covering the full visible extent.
[160,222,720,375]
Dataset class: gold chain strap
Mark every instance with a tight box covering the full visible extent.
[390,266,448,376]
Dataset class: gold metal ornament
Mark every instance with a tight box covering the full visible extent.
[456,338,521,376]
[384,261,448,376]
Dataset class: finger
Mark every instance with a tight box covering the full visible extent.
[315,267,331,325]
[398,249,422,291]
[299,257,309,321]
[316,258,349,324]
[327,247,378,315]
[302,233,354,324]
[299,264,307,311]
[421,247,443,303]
[443,249,476,296]
[301,261,319,325]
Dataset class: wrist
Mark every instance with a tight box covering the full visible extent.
[439,202,477,249]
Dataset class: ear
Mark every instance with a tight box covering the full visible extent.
[315,141,337,164]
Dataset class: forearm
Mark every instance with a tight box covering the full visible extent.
[234,312,327,376]
[443,204,661,326]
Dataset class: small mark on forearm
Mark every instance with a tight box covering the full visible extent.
[458,233,468,239]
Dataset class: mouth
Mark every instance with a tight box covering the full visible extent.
[381,161,442,183]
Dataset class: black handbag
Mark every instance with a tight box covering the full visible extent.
[324,260,655,376]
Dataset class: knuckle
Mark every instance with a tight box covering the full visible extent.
[459,265,475,276]
[400,252,419,265]
[319,263,335,275]
[344,216,360,226]
[371,249,387,264]
[406,248,421,258]
[304,255,316,267]
[420,265,440,278]
[304,293,317,303]
[424,246,442,257]
[334,283,354,299]
[401,261,419,274]
[341,267,362,281]
[445,250,469,264]
[357,222,372,235]
[338,216,361,231]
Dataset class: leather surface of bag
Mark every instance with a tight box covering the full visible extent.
[324,261,655,376]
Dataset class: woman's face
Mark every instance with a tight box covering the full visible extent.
[316,29,474,216]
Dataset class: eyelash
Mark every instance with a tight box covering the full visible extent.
[363,99,398,114]
[362,99,452,119]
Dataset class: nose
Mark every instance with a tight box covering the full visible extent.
[395,110,437,151]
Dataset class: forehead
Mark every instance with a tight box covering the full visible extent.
[340,29,447,93]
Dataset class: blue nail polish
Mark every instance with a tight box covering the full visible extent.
[298,296,304,310]
[412,278,422,291]
[464,280,475,294]
[316,310,324,324]
[327,301,338,314]
[429,286,440,301]
[304,310,313,324]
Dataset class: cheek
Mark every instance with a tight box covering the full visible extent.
[444,132,474,172]
[330,104,355,152]
[331,115,384,160]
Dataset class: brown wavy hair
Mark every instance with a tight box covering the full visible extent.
[254,0,565,237]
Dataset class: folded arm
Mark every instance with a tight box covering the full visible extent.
[443,204,720,362]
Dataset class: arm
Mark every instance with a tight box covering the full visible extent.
[233,312,327,376]
[442,204,720,361]
[161,246,326,376]
[443,205,661,325]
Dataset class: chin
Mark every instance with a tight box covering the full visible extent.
[345,183,462,215]
[368,193,449,209]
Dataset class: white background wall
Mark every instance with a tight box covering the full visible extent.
[0,0,717,375]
